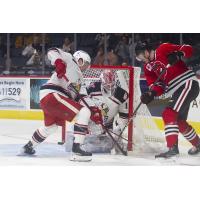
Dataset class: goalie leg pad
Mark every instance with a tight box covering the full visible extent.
[162,108,179,148]
[178,120,200,147]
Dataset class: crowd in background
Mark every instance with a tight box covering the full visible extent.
[0,33,200,75]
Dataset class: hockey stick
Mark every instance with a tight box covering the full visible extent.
[63,75,128,156]
[114,66,168,149]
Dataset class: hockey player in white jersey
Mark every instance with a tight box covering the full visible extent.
[83,69,129,153]
[21,48,102,161]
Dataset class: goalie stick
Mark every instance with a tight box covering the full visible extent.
[63,75,128,156]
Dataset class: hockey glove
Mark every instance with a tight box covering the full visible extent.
[90,106,103,125]
[55,59,66,78]
[140,90,157,105]
[167,51,184,65]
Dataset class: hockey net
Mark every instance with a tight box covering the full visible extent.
[64,65,166,153]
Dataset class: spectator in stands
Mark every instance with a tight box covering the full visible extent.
[22,35,42,65]
[115,35,130,64]
[129,34,142,61]
[62,37,74,53]
[15,35,24,48]
[23,34,34,47]
[107,48,119,65]
[95,33,110,48]
[93,45,105,65]
[109,33,122,50]
[39,33,51,49]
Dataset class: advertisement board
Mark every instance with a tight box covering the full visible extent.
[0,78,29,110]
[188,80,200,122]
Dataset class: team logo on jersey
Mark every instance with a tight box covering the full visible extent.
[100,103,109,123]
[68,83,81,92]
[146,63,154,71]
[146,61,168,80]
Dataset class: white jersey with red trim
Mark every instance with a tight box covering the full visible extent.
[40,48,84,101]
[85,81,129,127]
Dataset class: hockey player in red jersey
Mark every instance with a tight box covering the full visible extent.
[21,48,102,161]
[135,42,200,158]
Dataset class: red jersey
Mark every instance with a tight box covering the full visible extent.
[144,43,197,96]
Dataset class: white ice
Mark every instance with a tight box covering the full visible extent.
[0,119,200,166]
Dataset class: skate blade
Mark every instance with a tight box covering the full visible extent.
[70,154,92,162]
[155,155,179,165]
[17,152,37,157]
[17,148,36,157]
[155,154,179,159]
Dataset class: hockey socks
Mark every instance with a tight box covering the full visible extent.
[31,129,47,146]
[165,124,179,148]
[178,120,200,148]
[162,108,179,148]
[183,128,200,147]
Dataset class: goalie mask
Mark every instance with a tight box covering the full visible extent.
[73,50,91,71]
[100,70,116,95]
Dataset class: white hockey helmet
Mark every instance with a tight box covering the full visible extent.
[100,70,116,94]
[73,50,91,70]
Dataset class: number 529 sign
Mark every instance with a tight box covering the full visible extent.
[0,79,29,109]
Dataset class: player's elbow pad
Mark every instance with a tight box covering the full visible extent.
[55,59,66,78]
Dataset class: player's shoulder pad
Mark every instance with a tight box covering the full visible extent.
[157,42,171,50]
[86,81,101,95]
[113,86,129,103]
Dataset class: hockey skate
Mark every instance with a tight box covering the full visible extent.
[70,143,92,162]
[155,143,179,159]
[188,143,200,155]
[20,141,36,156]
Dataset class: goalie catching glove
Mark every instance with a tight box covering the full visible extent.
[140,90,157,104]
[55,59,66,78]
[90,106,103,124]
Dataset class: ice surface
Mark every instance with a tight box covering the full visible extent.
[0,119,199,166]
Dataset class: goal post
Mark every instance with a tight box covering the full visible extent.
[83,65,135,151]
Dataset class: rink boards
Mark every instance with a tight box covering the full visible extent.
[0,110,199,133]
[0,76,199,133]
